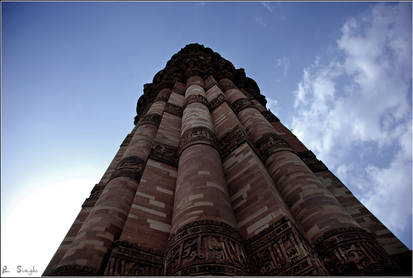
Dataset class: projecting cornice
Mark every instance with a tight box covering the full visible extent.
[134,43,267,124]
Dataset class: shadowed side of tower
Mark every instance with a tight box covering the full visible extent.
[43,43,411,276]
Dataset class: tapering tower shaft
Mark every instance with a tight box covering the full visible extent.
[44,43,411,276]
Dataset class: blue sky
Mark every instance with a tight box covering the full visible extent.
[2,2,411,276]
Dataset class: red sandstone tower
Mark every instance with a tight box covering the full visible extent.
[44,43,411,276]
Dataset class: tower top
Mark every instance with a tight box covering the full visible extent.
[135,43,266,123]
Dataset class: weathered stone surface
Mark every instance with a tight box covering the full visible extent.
[104,240,163,275]
[149,142,178,167]
[52,101,162,274]
[82,183,104,208]
[247,217,327,275]
[297,150,328,173]
[165,220,248,275]
[164,102,183,117]
[109,156,145,182]
[218,125,248,159]
[46,44,408,277]
[261,110,279,122]
[231,98,257,115]
[178,126,218,156]
[314,227,396,275]
[315,169,411,273]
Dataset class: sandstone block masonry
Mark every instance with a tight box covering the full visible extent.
[44,43,411,276]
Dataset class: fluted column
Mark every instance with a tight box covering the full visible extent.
[103,88,182,275]
[49,95,166,276]
[204,76,326,275]
[219,78,394,275]
[165,76,248,276]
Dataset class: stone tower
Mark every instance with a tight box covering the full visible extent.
[44,43,411,276]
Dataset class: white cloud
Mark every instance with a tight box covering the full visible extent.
[362,143,412,231]
[254,16,266,27]
[261,2,273,13]
[291,3,412,237]
[266,97,279,114]
[275,57,290,81]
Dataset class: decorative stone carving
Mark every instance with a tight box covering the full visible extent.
[164,102,183,117]
[48,264,97,276]
[165,220,248,275]
[135,43,268,121]
[314,227,395,275]
[138,113,162,128]
[149,142,178,167]
[261,110,279,122]
[247,217,327,275]
[82,183,104,208]
[105,240,163,275]
[184,94,208,109]
[297,151,328,172]
[219,125,248,159]
[231,98,257,115]
[110,156,145,182]
[208,93,227,112]
[255,133,292,161]
[178,126,218,156]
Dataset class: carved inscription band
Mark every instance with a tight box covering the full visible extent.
[164,102,183,118]
[231,98,257,115]
[208,93,227,112]
[314,227,395,275]
[247,217,327,275]
[219,125,248,160]
[178,126,218,156]
[138,113,162,128]
[254,133,292,161]
[165,220,248,275]
[149,142,178,167]
[104,240,163,275]
[109,156,145,182]
[184,94,208,109]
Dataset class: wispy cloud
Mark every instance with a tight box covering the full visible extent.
[266,97,278,114]
[254,16,266,27]
[261,2,273,13]
[274,57,290,81]
[291,4,411,236]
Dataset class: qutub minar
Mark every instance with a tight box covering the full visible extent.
[44,43,411,276]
